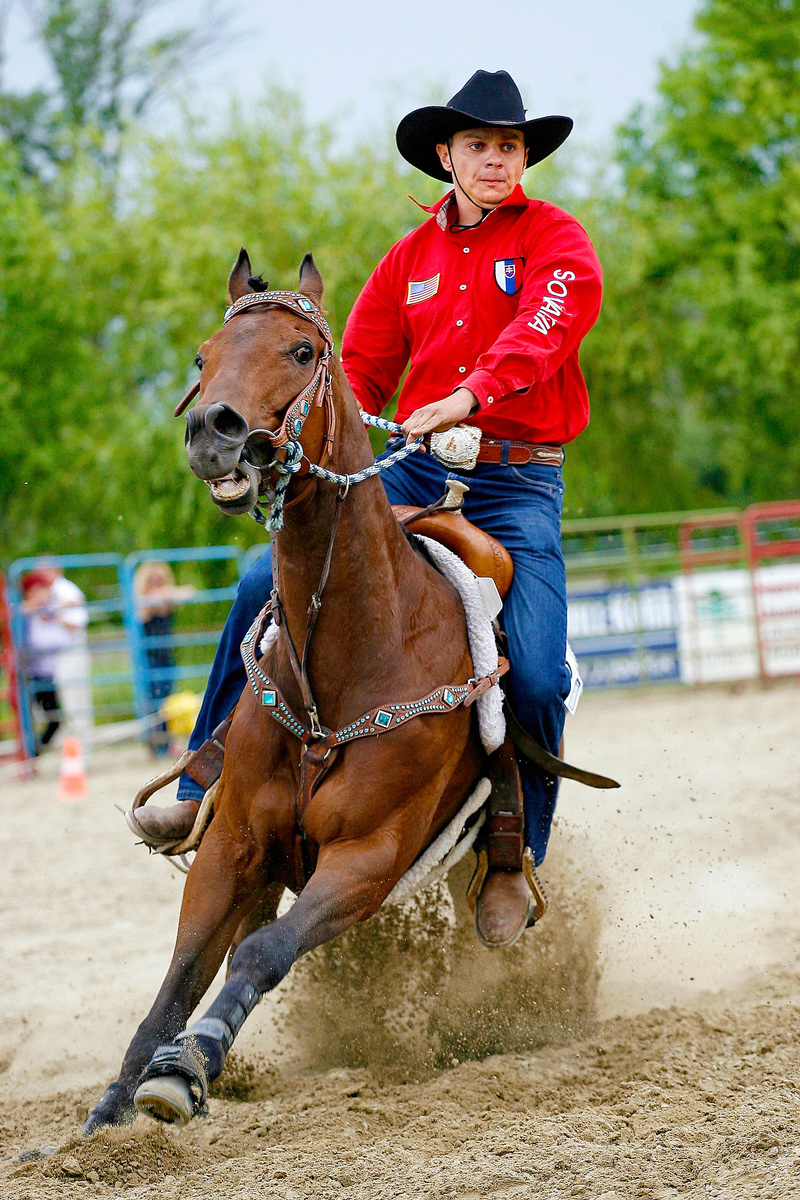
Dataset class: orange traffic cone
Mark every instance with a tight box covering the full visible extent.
[58,736,89,802]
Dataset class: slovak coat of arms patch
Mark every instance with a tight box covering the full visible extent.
[493,257,524,295]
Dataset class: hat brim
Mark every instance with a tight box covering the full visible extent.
[396,106,573,182]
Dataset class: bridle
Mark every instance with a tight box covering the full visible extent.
[175,288,338,530]
[222,288,336,457]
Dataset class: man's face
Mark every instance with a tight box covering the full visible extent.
[435,127,527,208]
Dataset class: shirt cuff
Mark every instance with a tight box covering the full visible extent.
[462,370,502,410]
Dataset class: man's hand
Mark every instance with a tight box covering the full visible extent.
[401,387,477,440]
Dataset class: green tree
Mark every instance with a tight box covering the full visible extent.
[612,0,800,506]
[0,0,220,177]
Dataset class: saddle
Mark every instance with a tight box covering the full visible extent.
[391,480,514,599]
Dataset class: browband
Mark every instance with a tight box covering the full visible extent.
[223,289,333,347]
[174,289,333,420]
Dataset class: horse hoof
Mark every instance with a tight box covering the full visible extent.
[83,1084,136,1136]
[134,1075,194,1126]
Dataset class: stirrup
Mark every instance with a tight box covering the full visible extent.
[467,848,547,924]
[522,848,548,924]
[125,779,218,858]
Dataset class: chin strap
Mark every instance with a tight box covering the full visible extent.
[447,139,490,230]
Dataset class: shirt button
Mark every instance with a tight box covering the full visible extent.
[463,247,470,254]
[456,320,463,327]
[487,395,494,402]
[458,366,466,373]
[459,284,467,291]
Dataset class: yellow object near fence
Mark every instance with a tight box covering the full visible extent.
[161,690,202,736]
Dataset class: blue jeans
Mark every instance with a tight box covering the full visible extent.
[179,443,570,866]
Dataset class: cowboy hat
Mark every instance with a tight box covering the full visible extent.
[396,69,572,183]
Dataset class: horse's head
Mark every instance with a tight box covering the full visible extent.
[183,250,332,515]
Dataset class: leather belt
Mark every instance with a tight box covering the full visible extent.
[474,438,564,467]
[389,429,565,472]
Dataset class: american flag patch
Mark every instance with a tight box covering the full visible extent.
[406,273,440,305]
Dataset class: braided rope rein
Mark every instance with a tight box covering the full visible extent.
[254,413,422,531]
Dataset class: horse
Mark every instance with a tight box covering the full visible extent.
[84,251,499,1133]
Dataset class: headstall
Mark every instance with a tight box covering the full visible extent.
[222,289,335,455]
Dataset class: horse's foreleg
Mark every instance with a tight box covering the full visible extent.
[85,830,261,1135]
[226,879,285,977]
[133,832,407,1126]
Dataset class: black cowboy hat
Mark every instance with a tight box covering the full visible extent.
[396,69,572,183]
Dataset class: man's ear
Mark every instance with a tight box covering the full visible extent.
[435,141,452,174]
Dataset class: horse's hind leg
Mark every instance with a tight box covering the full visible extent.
[85,829,261,1134]
[134,833,406,1126]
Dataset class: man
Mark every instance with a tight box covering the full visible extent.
[134,69,602,947]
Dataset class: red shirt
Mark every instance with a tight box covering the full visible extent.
[341,184,602,445]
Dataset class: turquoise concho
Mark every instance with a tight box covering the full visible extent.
[442,689,456,706]
[374,710,393,728]
[262,690,277,707]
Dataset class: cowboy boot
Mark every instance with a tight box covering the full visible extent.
[473,736,542,948]
[125,717,233,850]
[127,799,201,848]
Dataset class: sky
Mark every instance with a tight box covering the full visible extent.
[1,0,702,152]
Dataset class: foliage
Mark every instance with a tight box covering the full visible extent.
[606,0,800,507]
[0,92,442,564]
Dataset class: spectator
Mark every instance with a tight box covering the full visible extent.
[19,570,66,752]
[134,562,195,756]
[43,566,94,753]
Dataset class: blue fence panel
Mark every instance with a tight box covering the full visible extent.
[568,581,680,689]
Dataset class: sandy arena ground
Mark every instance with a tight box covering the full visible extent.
[1,683,799,1199]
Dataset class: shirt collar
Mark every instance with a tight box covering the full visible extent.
[410,183,529,230]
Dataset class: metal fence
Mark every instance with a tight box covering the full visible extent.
[3,546,248,761]
[564,501,800,688]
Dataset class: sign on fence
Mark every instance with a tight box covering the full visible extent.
[567,582,680,688]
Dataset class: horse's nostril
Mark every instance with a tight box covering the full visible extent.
[205,402,249,443]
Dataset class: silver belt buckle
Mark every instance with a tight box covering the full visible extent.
[429,424,482,471]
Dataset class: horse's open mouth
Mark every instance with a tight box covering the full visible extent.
[207,462,262,515]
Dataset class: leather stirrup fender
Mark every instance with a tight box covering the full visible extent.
[183,714,236,792]
[485,734,525,873]
[503,700,620,790]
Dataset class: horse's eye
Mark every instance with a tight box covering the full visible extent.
[195,355,204,370]
[293,344,313,365]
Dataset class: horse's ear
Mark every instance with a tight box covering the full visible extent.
[227,248,255,303]
[298,252,323,306]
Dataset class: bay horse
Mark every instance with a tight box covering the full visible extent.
[85,251,494,1133]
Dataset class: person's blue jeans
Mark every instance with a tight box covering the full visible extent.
[179,442,570,866]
